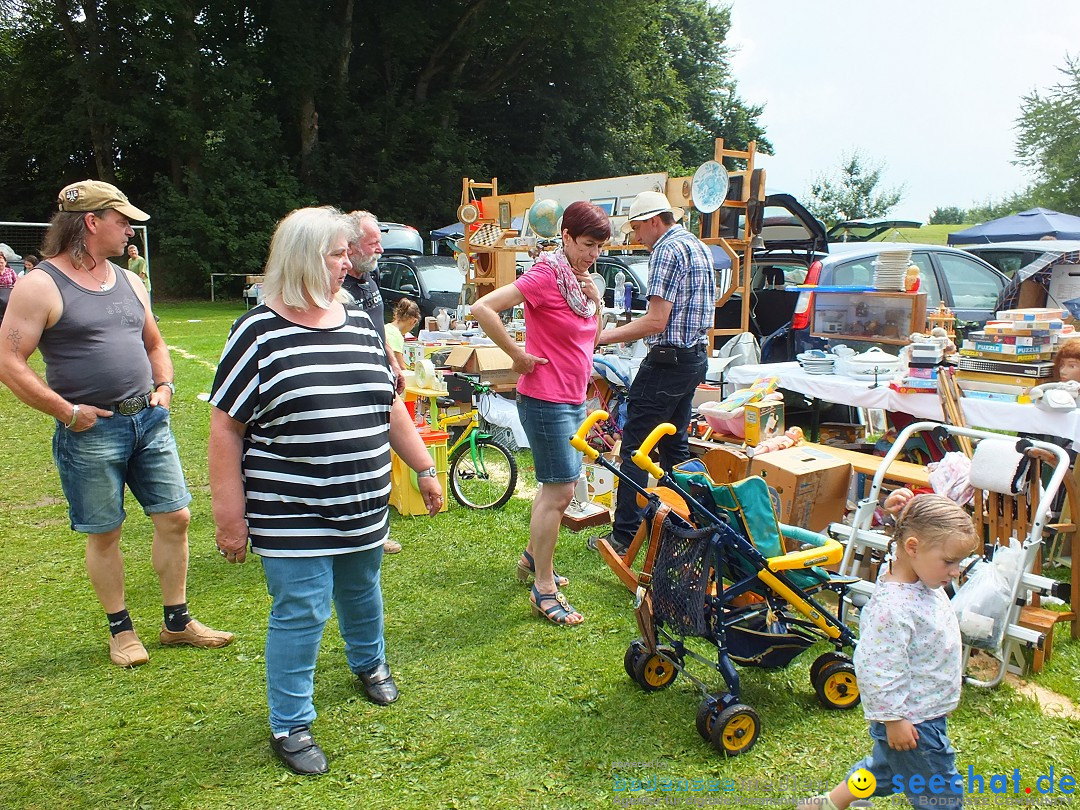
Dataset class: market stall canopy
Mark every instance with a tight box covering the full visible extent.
[947,208,1080,245]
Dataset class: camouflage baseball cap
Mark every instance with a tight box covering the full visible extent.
[57,180,150,222]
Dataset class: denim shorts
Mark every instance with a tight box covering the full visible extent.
[848,717,962,807]
[52,405,192,534]
[517,394,586,484]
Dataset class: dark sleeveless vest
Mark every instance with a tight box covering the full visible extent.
[37,260,152,406]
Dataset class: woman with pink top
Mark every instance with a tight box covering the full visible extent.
[471,201,608,625]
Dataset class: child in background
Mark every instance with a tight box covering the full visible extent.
[798,494,979,810]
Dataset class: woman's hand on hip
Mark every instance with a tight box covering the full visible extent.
[512,352,548,375]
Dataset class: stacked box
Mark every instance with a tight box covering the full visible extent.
[961,309,1063,362]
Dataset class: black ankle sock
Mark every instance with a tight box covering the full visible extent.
[107,609,134,636]
[164,603,192,632]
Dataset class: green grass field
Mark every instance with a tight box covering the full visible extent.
[0,301,1077,809]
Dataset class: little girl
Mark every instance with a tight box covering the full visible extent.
[799,494,979,810]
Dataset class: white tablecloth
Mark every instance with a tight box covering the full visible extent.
[728,362,1080,444]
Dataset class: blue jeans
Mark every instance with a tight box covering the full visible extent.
[52,405,191,533]
[850,717,962,808]
[612,352,707,545]
[517,394,586,484]
[260,548,385,735]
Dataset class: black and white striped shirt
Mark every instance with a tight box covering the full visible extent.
[210,304,394,557]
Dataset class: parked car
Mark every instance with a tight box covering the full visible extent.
[379,222,423,255]
[826,217,923,242]
[762,243,1008,361]
[713,192,828,341]
[374,253,464,329]
[960,240,1080,277]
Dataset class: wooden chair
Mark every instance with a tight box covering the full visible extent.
[972,445,1079,672]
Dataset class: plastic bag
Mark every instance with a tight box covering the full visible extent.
[951,540,1022,652]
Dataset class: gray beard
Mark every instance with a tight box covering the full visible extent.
[353,256,377,276]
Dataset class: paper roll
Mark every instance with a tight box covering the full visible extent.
[415,358,436,389]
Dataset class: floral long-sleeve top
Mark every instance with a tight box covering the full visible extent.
[853,579,963,723]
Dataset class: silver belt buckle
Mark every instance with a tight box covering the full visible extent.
[117,395,148,416]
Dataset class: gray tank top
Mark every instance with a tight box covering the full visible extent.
[37,260,152,406]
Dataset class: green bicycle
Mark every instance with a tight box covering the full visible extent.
[435,372,519,509]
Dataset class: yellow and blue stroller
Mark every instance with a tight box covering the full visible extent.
[573,414,860,756]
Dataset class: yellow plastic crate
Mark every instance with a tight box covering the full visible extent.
[389,429,449,516]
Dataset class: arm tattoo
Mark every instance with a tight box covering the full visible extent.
[5,327,22,354]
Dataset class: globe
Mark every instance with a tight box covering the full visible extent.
[529,198,564,238]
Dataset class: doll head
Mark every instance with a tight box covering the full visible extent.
[1053,338,1080,383]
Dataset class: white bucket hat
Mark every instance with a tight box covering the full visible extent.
[620,190,684,234]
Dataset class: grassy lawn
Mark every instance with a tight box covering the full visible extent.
[0,301,1077,809]
[866,224,967,246]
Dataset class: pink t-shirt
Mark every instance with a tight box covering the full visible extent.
[513,261,597,404]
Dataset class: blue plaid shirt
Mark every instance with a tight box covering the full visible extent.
[645,225,715,348]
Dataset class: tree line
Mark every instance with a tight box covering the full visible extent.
[0,0,768,296]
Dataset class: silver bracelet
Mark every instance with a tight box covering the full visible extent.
[67,404,80,429]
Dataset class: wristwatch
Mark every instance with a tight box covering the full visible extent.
[416,466,438,479]
[155,381,176,395]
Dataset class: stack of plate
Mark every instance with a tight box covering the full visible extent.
[873,249,913,290]
[797,351,836,375]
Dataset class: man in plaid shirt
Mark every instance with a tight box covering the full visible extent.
[595,192,715,554]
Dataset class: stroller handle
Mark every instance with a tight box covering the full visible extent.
[632,422,676,479]
[570,410,608,460]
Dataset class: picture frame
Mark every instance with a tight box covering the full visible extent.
[592,197,617,216]
[618,198,633,216]
[498,200,512,230]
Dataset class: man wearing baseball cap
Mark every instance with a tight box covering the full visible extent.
[0,179,233,667]
[593,190,715,555]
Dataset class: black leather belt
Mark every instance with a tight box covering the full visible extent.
[115,393,152,416]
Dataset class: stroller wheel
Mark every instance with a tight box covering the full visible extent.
[631,646,680,691]
[695,693,728,742]
[814,661,860,710]
[709,704,760,756]
[809,651,852,687]
[623,640,648,680]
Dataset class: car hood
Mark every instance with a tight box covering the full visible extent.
[755,193,828,255]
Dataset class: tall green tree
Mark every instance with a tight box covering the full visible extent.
[0,0,769,295]
[807,150,904,226]
[1015,55,1080,216]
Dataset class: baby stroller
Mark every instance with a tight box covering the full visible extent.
[572,413,860,756]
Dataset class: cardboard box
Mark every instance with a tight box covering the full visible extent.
[743,401,785,447]
[748,446,851,533]
[692,384,724,408]
[443,345,520,387]
[585,463,615,508]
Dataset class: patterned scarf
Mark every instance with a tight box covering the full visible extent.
[534,249,596,318]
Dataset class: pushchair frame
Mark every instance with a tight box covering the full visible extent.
[572,412,860,756]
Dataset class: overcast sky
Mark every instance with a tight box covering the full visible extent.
[726,1,1080,222]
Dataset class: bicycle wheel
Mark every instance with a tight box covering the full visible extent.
[448,437,518,509]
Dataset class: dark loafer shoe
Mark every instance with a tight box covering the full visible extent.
[358,661,398,705]
[270,726,328,775]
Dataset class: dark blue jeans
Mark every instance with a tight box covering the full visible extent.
[612,352,707,546]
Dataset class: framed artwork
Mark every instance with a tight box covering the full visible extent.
[498,200,512,230]
[592,197,617,216]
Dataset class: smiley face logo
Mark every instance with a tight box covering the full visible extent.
[847,768,876,799]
